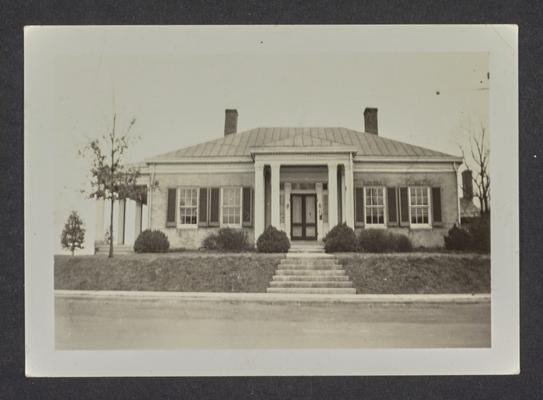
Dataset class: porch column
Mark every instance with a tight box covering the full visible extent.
[341,166,346,223]
[327,162,339,228]
[134,200,143,239]
[117,199,126,245]
[254,163,265,241]
[95,198,105,243]
[270,163,281,228]
[316,182,324,240]
[344,161,355,228]
[284,182,291,239]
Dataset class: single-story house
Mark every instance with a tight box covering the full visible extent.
[94,108,465,251]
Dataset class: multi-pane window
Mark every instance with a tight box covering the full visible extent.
[365,187,385,225]
[409,187,430,225]
[222,187,241,225]
[179,188,198,225]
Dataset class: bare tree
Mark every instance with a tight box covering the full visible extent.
[460,124,490,215]
[80,113,145,257]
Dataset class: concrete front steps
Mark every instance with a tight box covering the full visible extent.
[267,253,356,294]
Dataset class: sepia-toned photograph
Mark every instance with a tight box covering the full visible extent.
[25,25,518,376]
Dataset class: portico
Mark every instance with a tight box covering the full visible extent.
[251,148,357,243]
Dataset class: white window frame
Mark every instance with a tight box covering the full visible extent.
[408,186,432,229]
[363,186,387,228]
[220,187,243,228]
[177,187,199,228]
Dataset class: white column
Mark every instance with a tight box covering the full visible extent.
[270,163,281,228]
[254,163,265,241]
[341,166,346,223]
[95,198,105,243]
[344,161,355,228]
[328,162,338,228]
[134,200,143,239]
[117,199,126,245]
[316,182,324,240]
[284,182,291,238]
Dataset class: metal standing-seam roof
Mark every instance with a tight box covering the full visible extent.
[146,127,460,161]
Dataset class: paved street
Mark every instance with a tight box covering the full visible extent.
[55,292,491,349]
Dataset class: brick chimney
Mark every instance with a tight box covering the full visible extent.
[364,107,378,135]
[462,170,474,200]
[224,109,238,136]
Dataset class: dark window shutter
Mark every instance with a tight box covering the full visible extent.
[198,188,208,226]
[242,187,253,227]
[209,187,220,226]
[431,187,442,224]
[399,187,409,226]
[355,187,365,225]
[166,188,177,227]
[387,187,398,226]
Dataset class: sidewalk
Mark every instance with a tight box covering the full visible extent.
[55,289,490,304]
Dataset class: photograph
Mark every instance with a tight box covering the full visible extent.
[24,25,518,376]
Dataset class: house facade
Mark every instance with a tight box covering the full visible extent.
[94,108,464,251]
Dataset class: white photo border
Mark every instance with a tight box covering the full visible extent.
[24,24,519,376]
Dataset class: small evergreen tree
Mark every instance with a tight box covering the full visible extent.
[61,211,86,256]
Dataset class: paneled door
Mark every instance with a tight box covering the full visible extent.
[290,194,317,240]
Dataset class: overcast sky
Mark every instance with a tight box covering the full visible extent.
[32,28,488,252]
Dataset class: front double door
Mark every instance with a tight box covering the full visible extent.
[291,194,317,240]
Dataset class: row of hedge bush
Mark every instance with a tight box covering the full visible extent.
[133,226,290,254]
[323,223,413,253]
[132,219,489,254]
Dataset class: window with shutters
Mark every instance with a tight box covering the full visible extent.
[166,188,177,227]
[209,188,220,226]
[408,187,431,227]
[355,187,364,226]
[386,187,398,226]
[178,187,198,227]
[364,187,386,227]
[221,187,242,226]
[242,187,253,227]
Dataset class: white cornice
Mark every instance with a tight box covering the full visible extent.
[250,146,358,155]
[354,156,463,163]
[144,156,253,164]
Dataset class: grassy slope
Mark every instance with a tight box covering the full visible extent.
[338,253,490,294]
[55,253,282,293]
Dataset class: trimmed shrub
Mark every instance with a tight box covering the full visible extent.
[391,233,413,252]
[202,228,250,252]
[357,230,413,253]
[256,226,290,253]
[202,233,219,250]
[467,215,490,253]
[134,229,170,253]
[218,228,250,252]
[444,225,473,251]
[323,223,358,253]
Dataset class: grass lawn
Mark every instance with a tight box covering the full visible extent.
[55,253,283,293]
[337,253,490,294]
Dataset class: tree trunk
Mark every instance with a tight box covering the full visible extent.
[109,196,114,258]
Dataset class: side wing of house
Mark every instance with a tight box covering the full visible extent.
[146,161,256,249]
[352,160,459,247]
